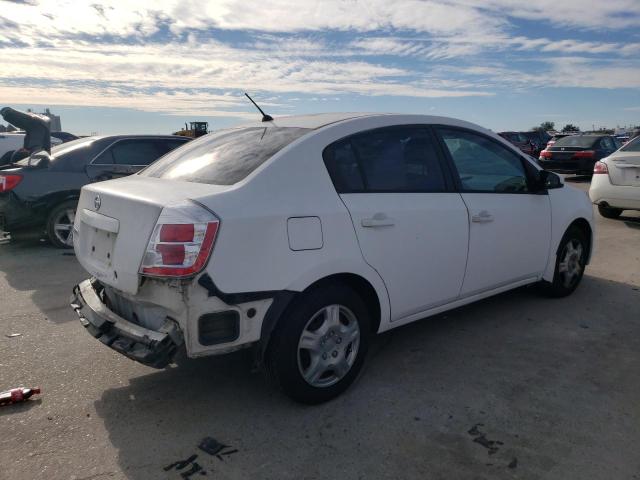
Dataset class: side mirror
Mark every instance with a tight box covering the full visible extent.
[536,170,563,190]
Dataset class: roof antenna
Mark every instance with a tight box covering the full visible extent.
[244,93,273,122]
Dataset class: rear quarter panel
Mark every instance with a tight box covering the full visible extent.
[198,122,392,330]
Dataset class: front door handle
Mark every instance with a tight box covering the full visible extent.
[361,213,395,228]
[471,211,494,223]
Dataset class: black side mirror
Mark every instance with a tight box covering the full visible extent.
[536,170,563,190]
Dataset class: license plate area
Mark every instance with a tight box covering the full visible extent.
[85,226,116,267]
[622,166,640,186]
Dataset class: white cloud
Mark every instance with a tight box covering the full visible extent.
[0,0,638,117]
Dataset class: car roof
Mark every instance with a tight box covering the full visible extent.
[89,134,189,141]
[236,112,504,135]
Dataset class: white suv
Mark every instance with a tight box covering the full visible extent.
[70,113,594,403]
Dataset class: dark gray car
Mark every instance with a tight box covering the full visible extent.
[0,135,190,247]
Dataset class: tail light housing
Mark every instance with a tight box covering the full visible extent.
[140,201,219,277]
[539,150,552,159]
[573,150,595,159]
[0,174,22,193]
[593,161,609,174]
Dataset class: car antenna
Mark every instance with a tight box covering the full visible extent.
[244,93,273,122]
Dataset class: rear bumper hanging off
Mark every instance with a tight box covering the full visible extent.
[70,278,184,368]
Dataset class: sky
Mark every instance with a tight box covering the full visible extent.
[1,0,639,135]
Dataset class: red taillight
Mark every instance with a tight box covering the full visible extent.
[0,174,22,193]
[539,150,552,159]
[593,161,609,174]
[573,150,595,159]
[159,224,195,242]
[140,202,219,278]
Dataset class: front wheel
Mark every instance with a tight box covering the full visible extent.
[598,205,623,219]
[539,226,588,297]
[266,283,370,404]
[46,200,77,248]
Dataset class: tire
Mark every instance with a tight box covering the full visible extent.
[598,205,623,219]
[46,200,78,248]
[538,226,588,297]
[266,283,371,404]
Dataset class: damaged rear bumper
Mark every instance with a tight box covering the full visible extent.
[70,278,184,368]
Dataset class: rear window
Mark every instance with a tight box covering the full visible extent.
[621,136,640,152]
[553,136,599,148]
[14,137,101,169]
[141,127,310,185]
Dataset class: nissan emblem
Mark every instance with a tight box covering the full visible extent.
[94,195,101,211]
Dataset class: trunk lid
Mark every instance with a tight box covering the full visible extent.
[73,176,231,294]
[607,152,640,186]
[547,146,590,161]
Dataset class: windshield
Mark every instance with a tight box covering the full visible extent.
[553,136,598,148]
[621,136,640,152]
[141,127,311,185]
[14,137,99,166]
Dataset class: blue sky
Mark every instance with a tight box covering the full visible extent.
[1,0,639,135]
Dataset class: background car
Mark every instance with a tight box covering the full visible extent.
[497,131,536,157]
[538,134,620,175]
[0,134,189,247]
[69,113,593,404]
[521,130,551,157]
[589,135,640,218]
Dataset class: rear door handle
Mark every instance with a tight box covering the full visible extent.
[471,211,494,223]
[361,214,395,228]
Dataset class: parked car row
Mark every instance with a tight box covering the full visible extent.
[0,135,189,246]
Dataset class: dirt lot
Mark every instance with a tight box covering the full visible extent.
[1,179,639,480]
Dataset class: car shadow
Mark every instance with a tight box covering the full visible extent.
[0,232,86,324]
[94,274,640,479]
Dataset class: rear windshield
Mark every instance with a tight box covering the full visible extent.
[621,136,640,152]
[141,127,311,185]
[553,136,599,148]
[14,137,100,167]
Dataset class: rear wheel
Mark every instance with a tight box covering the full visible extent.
[597,205,623,219]
[266,283,370,404]
[539,226,588,297]
[46,200,77,248]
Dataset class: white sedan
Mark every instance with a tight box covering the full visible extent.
[589,135,640,218]
[69,113,594,403]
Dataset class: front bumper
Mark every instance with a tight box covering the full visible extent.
[70,278,184,368]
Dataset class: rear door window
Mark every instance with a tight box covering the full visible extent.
[141,127,310,185]
[323,126,447,192]
[111,140,164,166]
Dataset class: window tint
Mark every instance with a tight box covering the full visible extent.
[323,127,446,192]
[322,139,365,191]
[553,136,598,148]
[621,136,640,152]
[92,148,114,164]
[142,127,310,185]
[48,138,109,172]
[111,140,163,165]
[600,137,616,151]
[160,139,189,155]
[438,128,529,193]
